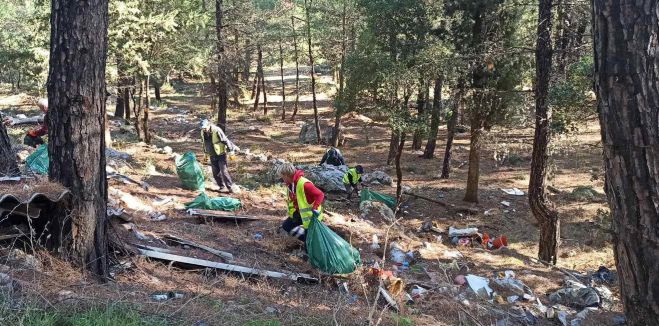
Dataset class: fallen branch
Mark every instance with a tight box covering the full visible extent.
[403,191,479,215]
[186,209,260,221]
[164,234,234,261]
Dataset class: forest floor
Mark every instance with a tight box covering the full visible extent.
[0,69,622,326]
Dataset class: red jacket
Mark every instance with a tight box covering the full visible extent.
[287,170,324,211]
[28,123,47,137]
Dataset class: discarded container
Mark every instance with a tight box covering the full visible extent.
[176,152,205,191]
[482,233,508,249]
[500,201,511,207]
[151,291,185,301]
[306,217,361,274]
[410,285,429,299]
[501,188,525,196]
[26,144,49,175]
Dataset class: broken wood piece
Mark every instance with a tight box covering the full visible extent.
[9,116,43,126]
[0,176,21,182]
[108,172,150,191]
[135,246,317,283]
[403,191,479,215]
[186,209,259,221]
[0,233,22,241]
[164,235,234,261]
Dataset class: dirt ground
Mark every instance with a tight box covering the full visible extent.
[0,70,620,326]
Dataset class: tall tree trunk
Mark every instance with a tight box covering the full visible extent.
[242,39,252,84]
[593,1,659,323]
[0,123,18,176]
[123,83,131,121]
[261,57,268,115]
[291,17,301,121]
[331,2,347,147]
[463,117,483,203]
[135,80,143,140]
[114,58,125,118]
[143,76,151,144]
[412,79,426,150]
[154,84,161,102]
[216,0,227,129]
[530,0,560,265]
[441,92,460,178]
[209,74,218,114]
[423,76,443,159]
[395,132,406,209]
[305,0,322,143]
[250,71,258,100]
[387,129,400,166]
[47,0,109,279]
[279,40,286,121]
[253,45,263,112]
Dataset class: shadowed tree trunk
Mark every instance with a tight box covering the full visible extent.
[423,76,443,159]
[115,59,125,118]
[279,40,286,120]
[242,39,252,84]
[154,84,161,102]
[216,0,228,129]
[260,52,268,115]
[530,0,560,264]
[441,81,464,178]
[291,16,301,121]
[143,76,151,144]
[331,1,348,147]
[395,132,406,209]
[412,79,426,150]
[134,79,143,140]
[463,112,483,203]
[387,130,400,166]
[0,123,18,176]
[593,0,659,323]
[304,0,321,143]
[47,0,109,279]
[123,80,131,121]
[253,45,263,112]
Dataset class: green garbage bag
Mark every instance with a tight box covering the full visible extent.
[26,144,49,175]
[185,192,241,211]
[176,152,205,191]
[360,188,396,209]
[306,217,361,274]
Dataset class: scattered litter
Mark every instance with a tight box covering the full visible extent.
[448,226,479,237]
[389,243,407,264]
[443,250,463,259]
[465,274,493,298]
[591,266,615,284]
[507,295,519,303]
[549,280,600,309]
[484,209,496,216]
[151,291,185,301]
[409,285,428,299]
[482,233,508,250]
[254,232,264,241]
[454,275,466,286]
[500,201,511,207]
[370,234,380,250]
[148,211,167,221]
[501,188,525,196]
[378,286,399,311]
[451,237,471,246]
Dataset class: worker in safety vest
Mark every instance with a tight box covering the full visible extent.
[319,146,346,166]
[200,119,238,193]
[343,165,364,200]
[277,162,325,242]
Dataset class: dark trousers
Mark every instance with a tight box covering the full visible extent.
[282,212,306,242]
[210,154,233,189]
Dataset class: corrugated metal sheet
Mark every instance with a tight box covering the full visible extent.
[0,190,71,219]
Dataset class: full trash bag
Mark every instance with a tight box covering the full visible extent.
[184,192,241,211]
[360,188,396,209]
[26,144,49,175]
[306,217,361,274]
[176,152,205,191]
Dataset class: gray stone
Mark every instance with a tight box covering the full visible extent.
[8,249,42,271]
[360,201,395,222]
[299,121,345,145]
[362,170,393,186]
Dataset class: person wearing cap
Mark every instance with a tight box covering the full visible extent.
[343,165,364,200]
[277,162,325,242]
[2,98,49,148]
[200,119,238,193]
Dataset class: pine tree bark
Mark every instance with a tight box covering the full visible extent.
[530,0,560,264]
[115,59,125,119]
[463,117,483,203]
[216,0,228,129]
[123,83,131,121]
[154,84,161,102]
[593,0,659,323]
[423,76,443,159]
[387,129,400,166]
[395,132,406,209]
[279,40,286,120]
[0,123,18,176]
[412,79,426,150]
[331,3,348,147]
[291,16,301,121]
[253,45,263,112]
[441,81,464,178]
[305,0,322,143]
[47,0,109,279]
[143,76,151,144]
[134,80,143,140]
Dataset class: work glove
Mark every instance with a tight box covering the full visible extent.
[312,209,320,219]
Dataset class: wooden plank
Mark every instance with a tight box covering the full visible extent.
[186,209,260,221]
[136,247,317,283]
[164,235,234,261]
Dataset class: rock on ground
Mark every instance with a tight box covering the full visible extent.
[360,201,395,222]
[363,170,393,186]
[299,121,345,145]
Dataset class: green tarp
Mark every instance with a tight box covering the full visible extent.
[184,192,241,211]
[306,217,361,275]
[360,188,396,209]
[176,152,205,191]
[26,144,49,175]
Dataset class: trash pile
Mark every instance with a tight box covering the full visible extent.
[449,226,507,250]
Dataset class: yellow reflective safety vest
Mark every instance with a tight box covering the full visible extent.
[201,128,226,156]
[287,176,323,229]
[343,167,361,185]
